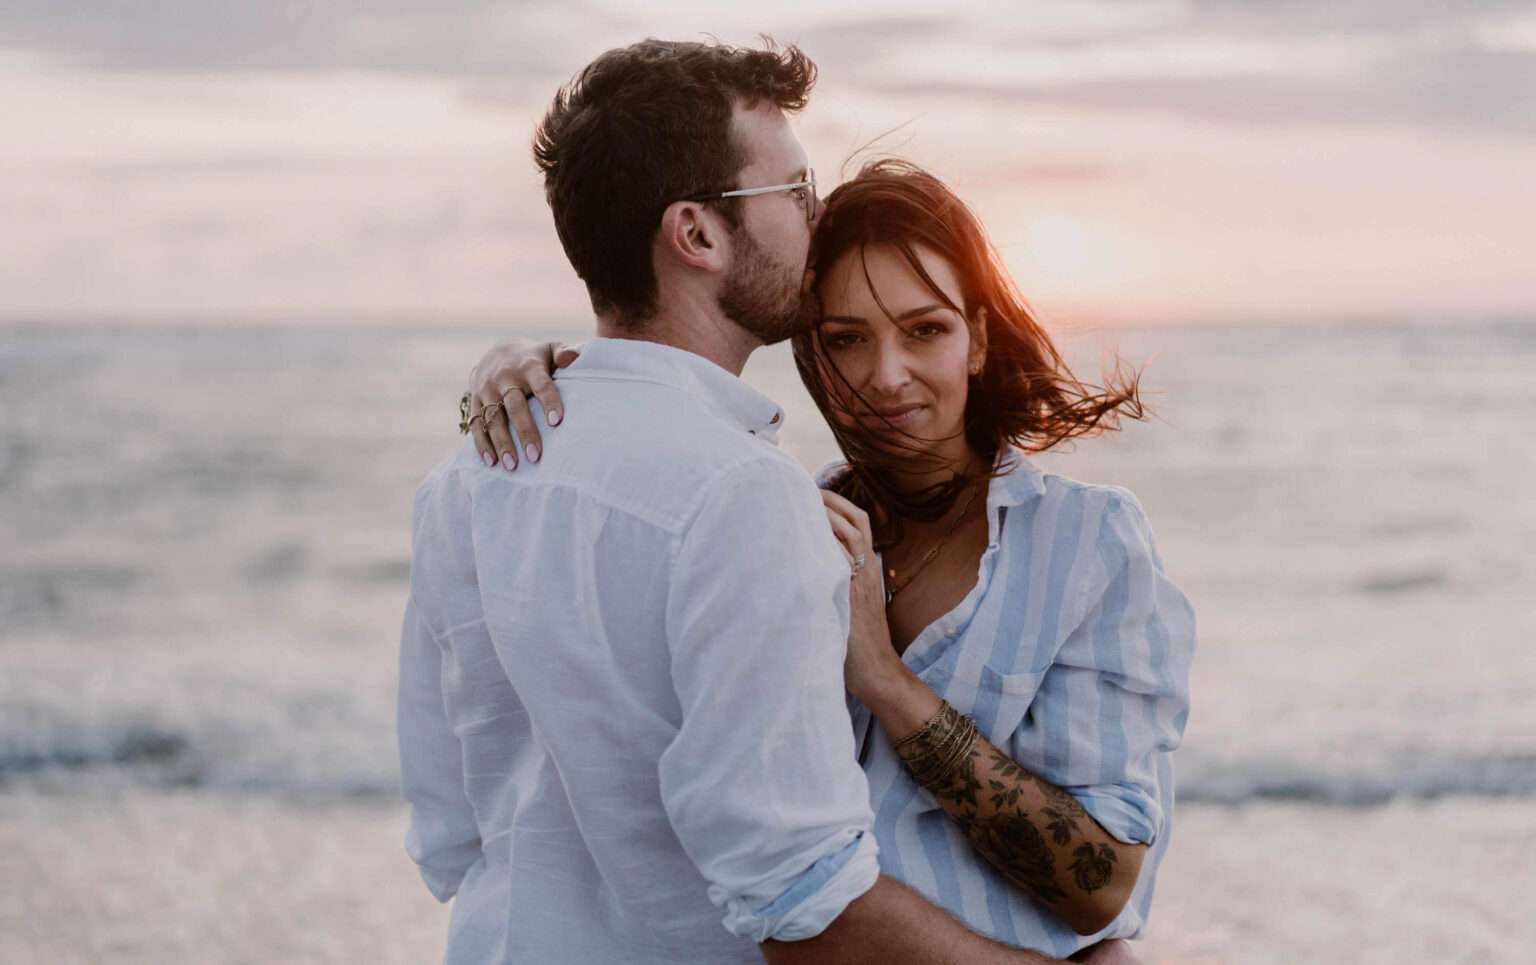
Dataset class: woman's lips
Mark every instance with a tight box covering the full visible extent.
[866,404,925,427]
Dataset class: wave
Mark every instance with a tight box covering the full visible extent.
[0,721,188,773]
[0,564,145,623]
[0,718,398,799]
[7,718,1535,807]
[1178,751,1536,806]
[1351,567,1450,596]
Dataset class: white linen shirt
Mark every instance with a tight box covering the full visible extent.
[829,451,1197,959]
[398,338,880,964]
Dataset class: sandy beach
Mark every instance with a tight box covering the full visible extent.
[6,788,1533,964]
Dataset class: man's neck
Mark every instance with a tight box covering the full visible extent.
[596,293,760,376]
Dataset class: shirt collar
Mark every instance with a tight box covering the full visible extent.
[988,446,1047,511]
[566,337,787,443]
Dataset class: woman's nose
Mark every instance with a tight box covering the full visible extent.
[868,343,912,393]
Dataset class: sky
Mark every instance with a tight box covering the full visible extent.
[3,0,1535,328]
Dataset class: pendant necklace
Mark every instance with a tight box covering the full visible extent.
[884,482,982,605]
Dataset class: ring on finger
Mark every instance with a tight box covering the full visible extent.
[482,401,505,423]
[500,384,529,402]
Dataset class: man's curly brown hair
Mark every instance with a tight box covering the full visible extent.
[534,38,816,325]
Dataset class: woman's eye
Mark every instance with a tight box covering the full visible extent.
[910,322,947,339]
[824,332,862,349]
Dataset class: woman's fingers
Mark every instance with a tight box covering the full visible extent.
[462,339,576,472]
[478,387,519,471]
[499,382,542,466]
[824,507,863,553]
[469,403,496,468]
[820,490,873,542]
[524,366,564,431]
[823,519,860,565]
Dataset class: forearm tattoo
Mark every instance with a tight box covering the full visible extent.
[893,704,1118,907]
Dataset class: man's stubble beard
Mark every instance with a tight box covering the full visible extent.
[717,226,819,346]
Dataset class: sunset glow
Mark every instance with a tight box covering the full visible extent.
[1,2,1533,327]
[1022,215,1107,297]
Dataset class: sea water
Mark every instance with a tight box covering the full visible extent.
[2,322,1533,963]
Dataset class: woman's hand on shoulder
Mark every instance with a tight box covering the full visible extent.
[820,490,903,702]
[466,338,580,472]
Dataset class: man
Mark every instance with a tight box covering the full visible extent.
[399,38,1107,963]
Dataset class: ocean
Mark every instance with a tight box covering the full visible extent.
[3,322,1533,963]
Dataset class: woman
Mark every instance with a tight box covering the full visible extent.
[462,160,1194,960]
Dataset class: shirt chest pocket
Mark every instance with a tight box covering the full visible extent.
[923,663,1048,747]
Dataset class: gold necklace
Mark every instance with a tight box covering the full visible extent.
[884,482,983,604]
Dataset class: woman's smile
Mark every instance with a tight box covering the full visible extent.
[865,402,927,428]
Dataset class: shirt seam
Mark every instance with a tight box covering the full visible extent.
[436,462,698,535]
[557,368,776,436]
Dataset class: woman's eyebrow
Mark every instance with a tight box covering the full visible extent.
[892,303,950,321]
[822,304,951,327]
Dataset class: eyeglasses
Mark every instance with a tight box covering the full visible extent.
[684,169,817,223]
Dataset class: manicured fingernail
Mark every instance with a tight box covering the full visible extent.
[481,451,494,468]
[547,409,561,426]
[501,453,516,472]
[525,443,540,463]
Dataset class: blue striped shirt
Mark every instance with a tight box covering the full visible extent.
[828,449,1196,958]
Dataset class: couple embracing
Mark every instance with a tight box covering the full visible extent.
[398,37,1195,964]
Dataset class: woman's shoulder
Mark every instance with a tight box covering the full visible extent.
[999,451,1153,547]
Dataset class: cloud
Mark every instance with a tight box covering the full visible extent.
[872,41,1536,137]
[0,0,592,77]
[969,161,1119,185]
[1180,0,1533,39]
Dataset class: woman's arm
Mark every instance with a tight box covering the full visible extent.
[859,668,1145,936]
[821,492,1145,937]
[463,337,579,471]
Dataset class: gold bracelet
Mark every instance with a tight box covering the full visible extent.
[893,701,978,790]
[907,716,976,788]
[892,701,947,752]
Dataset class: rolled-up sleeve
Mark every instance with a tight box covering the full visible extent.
[1023,487,1196,847]
[398,592,481,900]
[660,454,880,942]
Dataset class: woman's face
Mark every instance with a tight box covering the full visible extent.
[815,242,985,456]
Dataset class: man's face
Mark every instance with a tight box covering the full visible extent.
[716,103,820,346]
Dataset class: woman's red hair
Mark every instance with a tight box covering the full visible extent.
[792,159,1145,534]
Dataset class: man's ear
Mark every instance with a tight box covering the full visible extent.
[657,201,727,274]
